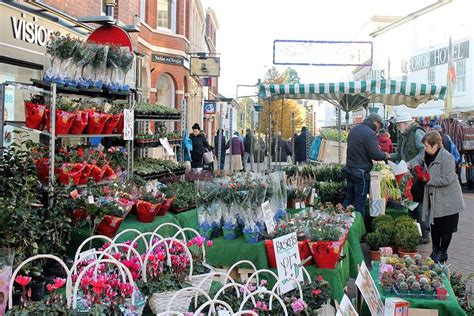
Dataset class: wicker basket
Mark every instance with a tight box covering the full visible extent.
[148,290,195,314]
[190,273,213,293]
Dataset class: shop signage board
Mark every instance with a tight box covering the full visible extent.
[401,40,469,72]
[152,54,185,66]
[190,57,220,77]
[273,232,303,294]
[203,100,216,115]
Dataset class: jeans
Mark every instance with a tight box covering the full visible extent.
[343,172,370,216]
[408,203,430,239]
[243,152,250,170]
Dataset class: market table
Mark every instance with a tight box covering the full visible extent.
[360,262,466,316]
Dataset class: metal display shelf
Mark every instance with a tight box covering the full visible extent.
[30,79,130,99]
[135,169,186,180]
[5,122,122,138]
[134,117,181,122]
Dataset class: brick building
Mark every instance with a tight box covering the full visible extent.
[0,0,219,140]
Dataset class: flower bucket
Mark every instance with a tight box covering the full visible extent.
[157,196,175,216]
[45,109,75,134]
[265,240,313,269]
[85,110,109,134]
[57,163,85,185]
[91,164,107,182]
[309,241,343,269]
[96,215,124,237]
[114,112,124,133]
[24,102,46,129]
[69,110,89,134]
[136,200,159,223]
[79,163,92,185]
[102,113,120,134]
[197,223,213,240]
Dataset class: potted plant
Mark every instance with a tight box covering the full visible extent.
[394,216,419,257]
[423,283,435,297]
[436,285,448,300]
[136,192,162,223]
[398,282,409,294]
[45,97,77,135]
[24,95,47,130]
[95,199,128,237]
[306,223,344,269]
[411,281,421,297]
[366,232,382,261]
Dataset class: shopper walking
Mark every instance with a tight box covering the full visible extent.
[214,129,226,170]
[243,129,255,171]
[408,131,465,263]
[377,129,393,153]
[228,131,244,172]
[390,113,428,243]
[343,113,389,229]
[294,127,308,164]
[271,132,291,163]
[189,123,210,173]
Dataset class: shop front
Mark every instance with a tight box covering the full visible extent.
[0,2,85,145]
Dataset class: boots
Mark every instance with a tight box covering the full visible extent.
[430,245,441,262]
[438,250,448,263]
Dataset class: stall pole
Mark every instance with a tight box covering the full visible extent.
[217,102,223,170]
[256,110,261,173]
[250,108,255,172]
[267,104,272,170]
[0,84,4,152]
[48,84,57,208]
[291,112,295,164]
[229,105,234,174]
[337,107,342,164]
[275,111,280,170]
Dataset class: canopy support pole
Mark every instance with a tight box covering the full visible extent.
[337,107,342,164]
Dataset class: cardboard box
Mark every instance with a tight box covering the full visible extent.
[384,297,409,316]
[408,308,438,316]
[319,140,347,164]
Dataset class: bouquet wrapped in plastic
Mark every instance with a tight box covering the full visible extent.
[82,44,108,89]
[196,180,222,239]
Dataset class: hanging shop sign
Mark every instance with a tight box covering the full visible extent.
[151,53,185,66]
[401,40,469,72]
[203,100,216,115]
[190,57,220,77]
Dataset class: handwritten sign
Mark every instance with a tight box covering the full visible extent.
[262,201,274,234]
[159,137,175,156]
[355,261,384,316]
[273,232,303,294]
[123,109,134,140]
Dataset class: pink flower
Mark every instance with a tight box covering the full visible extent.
[312,289,321,296]
[46,284,57,291]
[291,298,307,314]
[317,275,324,282]
[15,275,32,287]
[255,301,268,311]
[106,288,117,300]
[260,279,267,287]
[119,283,134,297]
[53,277,66,289]
[206,240,213,247]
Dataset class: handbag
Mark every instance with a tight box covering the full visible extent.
[203,149,214,164]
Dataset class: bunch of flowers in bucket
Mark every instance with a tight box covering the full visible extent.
[44,34,133,91]
[196,180,223,239]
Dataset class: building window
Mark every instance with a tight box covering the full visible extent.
[157,0,176,32]
[101,0,107,15]
[455,59,466,93]
[427,67,435,85]
[157,73,175,108]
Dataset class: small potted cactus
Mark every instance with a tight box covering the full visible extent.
[423,283,434,297]
[406,275,417,286]
[398,281,409,294]
[411,281,421,296]
[380,271,394,295]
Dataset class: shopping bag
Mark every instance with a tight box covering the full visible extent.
[203,149,214,164]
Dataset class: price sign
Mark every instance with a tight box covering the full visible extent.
[273,232,303,294]
[88,195,95,204]
[123,109,134,140]
[261,201,275,234]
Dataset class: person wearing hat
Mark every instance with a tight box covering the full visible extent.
[343,113,389,228]
[392,113,429,244]
[189,123,211,172]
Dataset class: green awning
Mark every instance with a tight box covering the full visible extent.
[259,79,446,109]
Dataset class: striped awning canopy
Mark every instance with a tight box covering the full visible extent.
[259,80,446,109]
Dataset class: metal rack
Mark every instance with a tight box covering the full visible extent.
[0,81,132,207]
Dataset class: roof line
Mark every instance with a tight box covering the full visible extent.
[370,0,452,38]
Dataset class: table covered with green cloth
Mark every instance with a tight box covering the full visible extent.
[68,212,181,257]
[361,262,466,316]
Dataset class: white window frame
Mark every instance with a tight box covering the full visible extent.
[100,0,107,16]
[427,67,435,85]
[140,0,146,22]
[157,0,177,33]
[455,59,466,94]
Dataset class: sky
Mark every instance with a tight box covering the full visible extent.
[201,0,436,98]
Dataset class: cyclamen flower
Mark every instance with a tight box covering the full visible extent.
[255,301,268,311]
[317,275,324,282]
[260,279,267,287]
[53,277,66,289]
[46,284,57,291]
[15,275,32,287]
[206,240,213,247]
[312,289,322,296]
[119,283,134,297]
[291,298,307,314]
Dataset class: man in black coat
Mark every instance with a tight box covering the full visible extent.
[294,127,308,163]
[189,123,210,171]
[343,113,389,219]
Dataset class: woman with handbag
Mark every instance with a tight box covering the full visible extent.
[408,131,465,263]
[189,123,210,173]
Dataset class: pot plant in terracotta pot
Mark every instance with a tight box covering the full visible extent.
[394,216,420,257]
[366,231,382,261]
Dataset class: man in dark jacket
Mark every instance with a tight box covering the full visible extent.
[343,113,389,219]
[294,127,308,163]
[243,129,255,171]
[189,123,210,172]
[271,132,291,162]
[214,129,226,170]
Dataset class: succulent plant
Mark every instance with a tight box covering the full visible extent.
[431,280,442,289]
[397,274,406,283]
[421,264,430,271]
[399,282,409,290]
[412,281,421,290]
[429,270,438,278]
[406,275,417,284]
[419,277,428,285]
[414,253,422,262]
[423,283,432,291]
[400,267,409,275]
